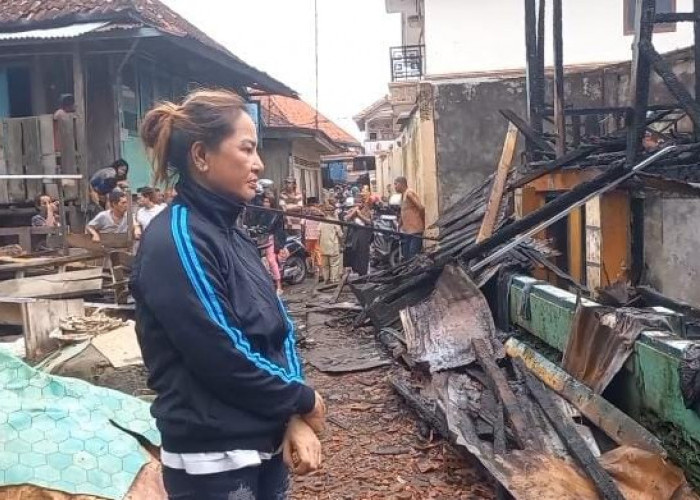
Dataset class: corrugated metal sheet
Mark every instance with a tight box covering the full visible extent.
[0,22,109,41]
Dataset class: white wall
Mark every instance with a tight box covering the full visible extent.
[424,0,694,76]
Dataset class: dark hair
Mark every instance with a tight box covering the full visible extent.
[108,190,126,205]
[140,89,248,185]
[140,186,157,202]
[261,192,278,209]
[59,94,75,108]
[394,176,407,186]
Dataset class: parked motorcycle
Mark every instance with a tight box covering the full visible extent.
[370,196,402,270]
[247,225,309,285]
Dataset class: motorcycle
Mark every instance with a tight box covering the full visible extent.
[370,201,402,270]
[247,225,309,286]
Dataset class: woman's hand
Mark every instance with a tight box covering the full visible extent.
[283,416,322,475]
[302,390,326,434]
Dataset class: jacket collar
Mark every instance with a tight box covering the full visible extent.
[175,179,246,229]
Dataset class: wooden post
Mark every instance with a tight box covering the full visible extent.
[524,0,542,142]
[536,0,546,133]
[73,43,89,206]
[626,0,656,165]
[477,122,518,242]
[553,0,566,157]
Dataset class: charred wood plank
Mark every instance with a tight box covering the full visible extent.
[473,339,532,450]
[524,0,543,139]
[478,123,519,242]
[654,12,697,23]
[391,378,450,439]
[518,361,625,500]
[626,0,656,165]
[640,39,700,129]
[500,109,554,154]
[637,285,700,321]
[553,0,566,156]
[508,145,596,191]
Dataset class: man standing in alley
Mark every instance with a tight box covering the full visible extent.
[134,187,165,240]
[394,176,425,261]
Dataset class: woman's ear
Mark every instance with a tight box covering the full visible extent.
[190,142,209,173]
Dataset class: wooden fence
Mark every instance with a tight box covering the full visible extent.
[0,114,86,204]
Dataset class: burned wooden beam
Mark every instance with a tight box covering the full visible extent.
[507,338,666,455]
[553,0,566,157]
[626,0,656,165]
[654,12,697,23]
[478,123,519,242]
[640,39,700,129]
[473,339,533,450]
[508,145,596,191]
[391,378,450,439]
[519,362,625,500]
[524,0,543,138]
[461,147,675,271]
[499,109,554,154]
[637,285,700,321]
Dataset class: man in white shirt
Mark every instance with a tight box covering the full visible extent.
[134,187,165,240]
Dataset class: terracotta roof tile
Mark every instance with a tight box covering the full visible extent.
[255,94,359,147]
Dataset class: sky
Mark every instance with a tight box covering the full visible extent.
[162,0,401,140]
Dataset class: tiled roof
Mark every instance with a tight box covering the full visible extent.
[256,94,360,147]
[0,0,295,95]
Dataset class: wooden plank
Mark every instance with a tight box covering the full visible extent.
[73,44,87,203]
[0,268,103,299]
[6,119,26,202]
[472,338,533,450]
[21,117,42,199]
[333,269,351,303]
[553,0,566,157]
[640,39,700,130]
[23,298,84,361]
[654,12,696,23]
[0,250,102,274]
[626,0,656,165]
[0,120,8,203]
[477,123,518,243]
[524,0,543,140]
[568,206,584,284]
[519,362,625,500]
[499,109,554,154]
[508,146,597,191]
[38,114,59,199]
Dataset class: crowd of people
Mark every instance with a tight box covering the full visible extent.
[31,155,425,289]
[245,175,426,295]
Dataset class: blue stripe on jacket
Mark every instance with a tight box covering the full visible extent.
[170,204,302,384]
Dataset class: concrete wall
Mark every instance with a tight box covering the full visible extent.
[424,0,694,76]
[434,77,528,210]
[644,195,700,306]
[259,139,291,194]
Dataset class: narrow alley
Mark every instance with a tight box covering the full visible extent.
[285,284,494,500]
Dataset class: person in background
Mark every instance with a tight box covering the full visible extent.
[87,190,129,243]
[32,194,59,228]
[134,187,165,240]
[394,176,425,261]
[318,204,343,283]
[53,94,75,156]
[89,159,130,208]
[302,197,323,276]
[279,178,303,236]
[133,89,324,499]
[164,186,178,205]
[344,192,373,276]
[249,193,287,295]
[154,187,166,206]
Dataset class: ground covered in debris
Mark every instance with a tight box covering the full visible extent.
[286,284,494,500]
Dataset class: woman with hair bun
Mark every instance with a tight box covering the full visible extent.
[131,89,325,499]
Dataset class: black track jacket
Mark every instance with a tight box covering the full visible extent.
[131,180,315,454]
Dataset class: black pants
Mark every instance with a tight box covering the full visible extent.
[401,233,423,261]
[163,455,289,500]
